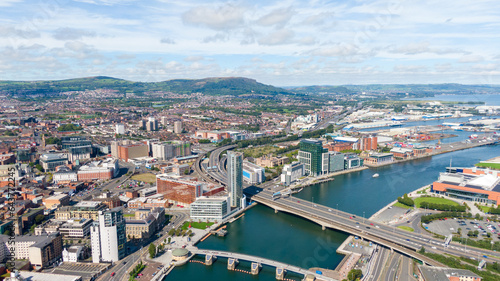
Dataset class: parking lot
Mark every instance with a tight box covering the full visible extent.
[425,218,500,241]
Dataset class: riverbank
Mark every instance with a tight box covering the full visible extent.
[365,137,496,168]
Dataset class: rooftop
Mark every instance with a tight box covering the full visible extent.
[17,271,81,281]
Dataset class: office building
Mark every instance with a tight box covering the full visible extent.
[359,136,378,151]
[125,208,165,240]
[117,143,148,161]
[344,154,363,169]
[322,151,345,174]
[40,153,68,172]
[0,233,63,269]
[77,158,119,181]
[298,139,327,176]
[242,160,265,184]
[151,141,191,161]
[91,207,126,263]
[116,124,125,135]
[53,166,78,184]
[227,151,243,209]
[281,162,305,186]
[43,194,70,209]
[161,116,169,126]
[156,174,204,205]
[55,201,107,221]
[174,121,183,134]
[68,145,92,163]
[59,218,93,238]
[190,196,229,222]
[364,153,394,165]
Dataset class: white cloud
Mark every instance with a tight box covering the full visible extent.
[458,55,484,63]
[182,3,246,30]
[256,6,295,27]
[53,28,96,40]
[0,0,23,7]
[184,55,204,62]
[258,29,295,45]
[160,37,175,44]
[390,42,467,55]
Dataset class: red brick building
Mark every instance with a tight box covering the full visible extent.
[156,175,204,205]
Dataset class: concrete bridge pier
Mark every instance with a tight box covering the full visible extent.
[322,225,326,230]
[275,209,279,213]
[205,254,216,265]
[276,267,286,280]
[227,258,238,270]
[251,262,261,275]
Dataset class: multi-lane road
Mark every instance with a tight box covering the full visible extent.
[245,185,500,266]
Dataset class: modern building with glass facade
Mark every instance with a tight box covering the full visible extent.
[242,160,265,184]
[322,151,345,173]
[227,151,243,209]
[91,207,126,263]
[432,167,500,206]
[40,153,68,172]
[190,196,229,222]
[281,162,305,186]
[298,139,327,176]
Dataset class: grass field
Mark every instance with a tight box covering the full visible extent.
[414,197,460,208]
[181,221,214,230]
[393,202,413,209]
[397,226,414,232]
[476,162,500,170]
[478,205,493,213]
[242,145,279,158]
[131,173,156,183]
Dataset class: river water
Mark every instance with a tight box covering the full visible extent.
[165,144,500,281]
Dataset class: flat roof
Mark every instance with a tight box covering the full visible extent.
[18,271,81,281]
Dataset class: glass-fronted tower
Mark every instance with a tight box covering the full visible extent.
[298,139,326,176]
[227,151,243,209]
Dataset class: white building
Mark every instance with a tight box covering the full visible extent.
[174,121,183,134]
[53,166,78,184]
[62,245,84,263]
[116,124,125,135]
[190,196,229,222]
[281,162,305,186]
[60,218,93,238]
[77,158,119,181]
[242,160,265,184]
[91,208,126,263]
[227,151,243,209]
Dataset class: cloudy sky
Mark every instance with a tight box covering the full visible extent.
[1,0,499,86]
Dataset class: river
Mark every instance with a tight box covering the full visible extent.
[165,144,500,281]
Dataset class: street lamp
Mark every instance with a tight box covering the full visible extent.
[363,212,365,224]
[337,203,339,215]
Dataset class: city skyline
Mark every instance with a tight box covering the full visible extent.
[1,0,499,86]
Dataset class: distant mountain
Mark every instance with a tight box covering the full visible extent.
[0,76,292,97]
[290,85,355,95]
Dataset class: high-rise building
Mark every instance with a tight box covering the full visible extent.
[227,151,243,209]
[151,141,191,160]
[322,151,345,174]
[298,139,327,176]
[116,124,125,135]
[91,207,126,263]
[146,117,158,131]
[161,116,169,126]
[174,121,183,134]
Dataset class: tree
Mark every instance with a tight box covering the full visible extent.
[30,224,36,233]
[35,214,45,224]
[148,243,157,259]
[418,246,425,254]
[35,164,44,172]
[3,229,11,236]
[347,269,362,281]
[184,169,190,175]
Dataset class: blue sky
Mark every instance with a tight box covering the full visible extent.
[0,0,499,86]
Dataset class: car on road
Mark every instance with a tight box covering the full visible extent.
[370,223,374,226]
[297,201,300,203]
[123,261,127,264]
[350,217,353,219]
[111,272,115,277]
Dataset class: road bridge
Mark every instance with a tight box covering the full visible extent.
[192,249,336,281]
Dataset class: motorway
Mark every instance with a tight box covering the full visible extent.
[246,186,500,264]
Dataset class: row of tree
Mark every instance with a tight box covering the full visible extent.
[397,194,414,206]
